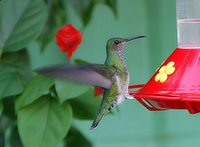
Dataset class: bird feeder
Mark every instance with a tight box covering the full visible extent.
[132,0,200,114]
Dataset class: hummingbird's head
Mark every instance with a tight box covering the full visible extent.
[106,35,145,53]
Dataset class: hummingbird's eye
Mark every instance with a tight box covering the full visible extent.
[114,40,120,44]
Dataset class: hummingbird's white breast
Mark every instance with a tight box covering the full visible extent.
[115,72,132,105]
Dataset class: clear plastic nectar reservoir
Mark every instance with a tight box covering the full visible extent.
[177,0,200,48]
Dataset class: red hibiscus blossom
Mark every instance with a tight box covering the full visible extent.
[56,24,82,59]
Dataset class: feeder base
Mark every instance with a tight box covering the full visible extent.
[133,48,200,114]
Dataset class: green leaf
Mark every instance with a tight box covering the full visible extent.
[1,49,32,82]
[105,0,118,18]
[81,1,95,26]
[0,0,47,54]
[16,75,54,111]
[55,80,89,103]
[70,0,95,26]
[69,88,101,120]
[17,96,72,147]
[0,65,24,99]
[74,59,90,64]
[65,127,93,147]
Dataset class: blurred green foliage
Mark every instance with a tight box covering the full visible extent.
[1,0,200,147]
[0,0,117,146]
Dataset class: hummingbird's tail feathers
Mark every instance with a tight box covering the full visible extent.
[90,113,104,130]
[35,64,117,89]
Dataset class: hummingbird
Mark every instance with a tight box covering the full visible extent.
[36,35,145,130]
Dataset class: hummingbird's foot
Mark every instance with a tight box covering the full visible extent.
[126,95,135,100]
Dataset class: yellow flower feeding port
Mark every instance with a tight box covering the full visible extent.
[154,61,175,83]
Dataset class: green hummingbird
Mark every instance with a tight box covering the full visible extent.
[36,35,145,130]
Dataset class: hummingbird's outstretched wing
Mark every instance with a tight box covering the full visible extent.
[35,64,117,89]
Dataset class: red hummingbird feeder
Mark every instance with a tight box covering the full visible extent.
[130,0,200,114]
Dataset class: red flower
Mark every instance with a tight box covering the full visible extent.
[94,86,104,97]
[56,24,82,59]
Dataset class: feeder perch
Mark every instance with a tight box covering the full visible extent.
[132,0,200,114]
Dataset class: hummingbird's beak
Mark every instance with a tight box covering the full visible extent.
[124,35,146,42]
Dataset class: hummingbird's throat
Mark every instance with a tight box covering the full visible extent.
[117,42,127,67]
